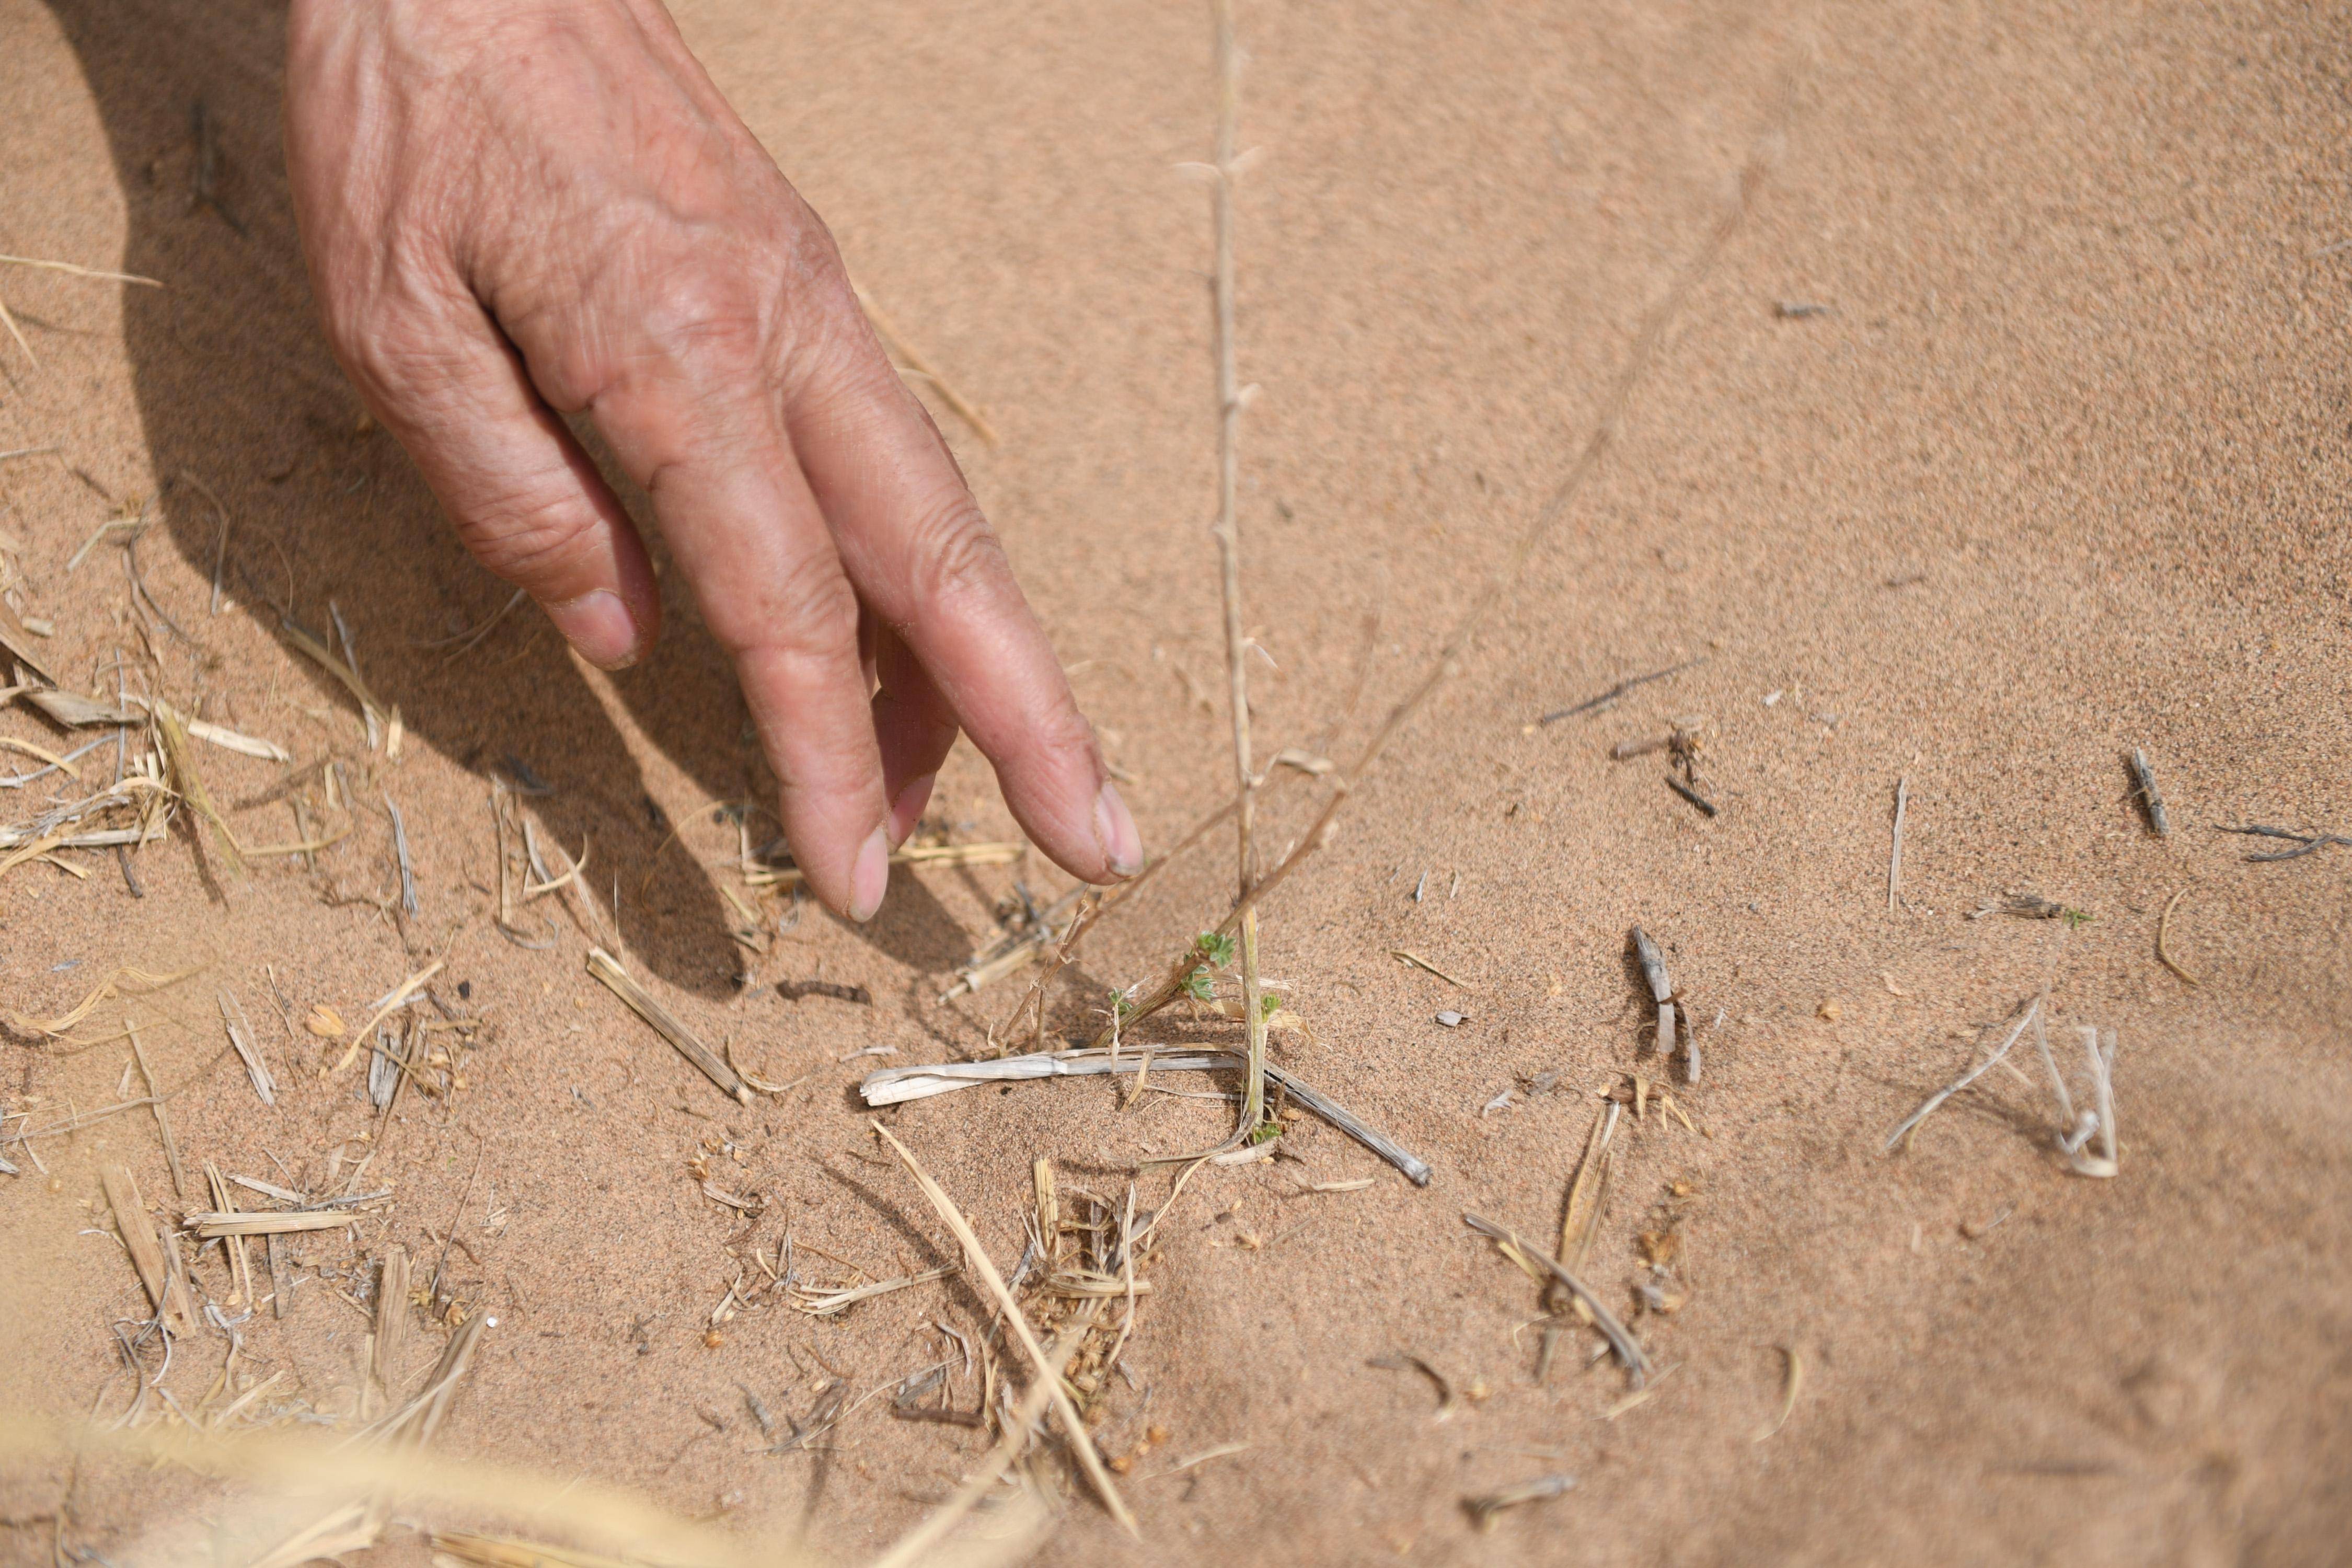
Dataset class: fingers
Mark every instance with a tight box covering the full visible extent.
[786,313,1142,883]
[338,301,660,670]
[591,368,893,921]
[871,626,960,846]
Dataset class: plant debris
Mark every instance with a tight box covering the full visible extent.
[2217,823,2352,863]
[1463,1473,1576,1531]
[585,948,750,1103]
[2126,747,2170,837]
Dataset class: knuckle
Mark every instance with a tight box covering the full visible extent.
[733,557,860,661]
[636,263,766,373]
[1031,702,1100,763]
[453,484,600,587]
[904,494,1008,614]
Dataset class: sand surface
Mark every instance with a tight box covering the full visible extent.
[3,1,2349,1563]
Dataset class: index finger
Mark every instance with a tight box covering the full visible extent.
[786,306,1142,884]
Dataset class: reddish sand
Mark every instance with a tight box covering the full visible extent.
[3,1,2348,1563]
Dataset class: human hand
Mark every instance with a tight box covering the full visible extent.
[282,0,1140,920]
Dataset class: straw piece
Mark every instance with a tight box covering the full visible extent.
[101,1163,195,1335]
[20,686,136,727]
[139,698,289,762]
[857,1046,1431,1184]
[0,253,163,286]
[329,960,444,1074]
[585,948,748,1103]
[186,1207,378,1238]
[375,1248,412,1405]
[791,1266,954,1318]
[869,1120,1136,1535]
[125,1019,187,1198]
[1463,1212,1648,1387]
[0,595,63,686]
[854,286,1001,447]
[1883,1000,2039,1152]
[220,988,275,1105]
[154,705,245,877]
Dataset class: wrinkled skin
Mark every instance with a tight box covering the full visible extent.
[283,0,1140,920]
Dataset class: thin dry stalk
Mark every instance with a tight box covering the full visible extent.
[869,1120,1136,1535]
[792,1266,954,1318]
[1201,0,1269,1141]
[101,1163,194,1335]
[154,706,245,878]
[1537,1099,1620,1378]
[1888,774,1909,912]
[218,988,275,1105]
[186,1208,378,1238]
[2157,886,2200,986]
[1463,1474,1575,1532]
[586,948,749,1103]
[124,1019,187,1199]
[1097,101,1791,1050]
[204,1161,254,1311]
[1464,1212,1648,1386]
[329,960,444,1074]
[1751,1345,1804,1442]
[1883,1000,2040,1152]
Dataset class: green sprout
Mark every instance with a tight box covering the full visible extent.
[1260,992,1282,1020]
[1194,930,1237,968]
[1247,1119,1283,1146]
[1183,966,1217,1002]
[2062,907,2095,929]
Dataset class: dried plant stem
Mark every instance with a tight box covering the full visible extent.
[2156,886,2200,986]
[126,1019,186,1199]
[1098,91,1789,1050]
[1204,0,1270,1138]
[869,1121,1136,1535]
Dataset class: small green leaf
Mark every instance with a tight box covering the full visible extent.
[1260,993,1282,1020]
[1248,1120,1282,1145]
[1184,967,1216,1002]
[1195,930,1237,968]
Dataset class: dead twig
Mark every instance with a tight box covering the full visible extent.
[869,1120,1136,1534]
[1538,658,1704,724]
[2156,886,2200,986]
[1883,999,2039,1152]
[2127,747,2170,837]
[586,948,748,1103]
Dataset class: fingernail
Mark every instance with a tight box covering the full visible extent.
[889,773,936,848]
[849,825,891,922]
[550,590,641,670]
[1092,780,1143,878]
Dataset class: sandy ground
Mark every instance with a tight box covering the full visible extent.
[4,1,2350,1563]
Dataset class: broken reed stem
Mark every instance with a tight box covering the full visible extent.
[1205,0,1269,1138]
[125,1018,186,1200]
[868,1120,1136,1536]
[1888,774,1909,913]
[1096,86,1791,1050]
